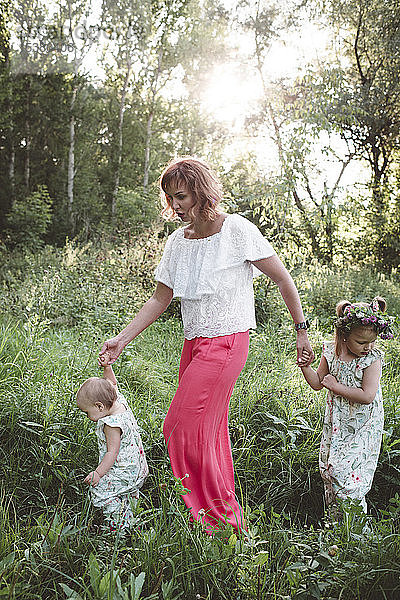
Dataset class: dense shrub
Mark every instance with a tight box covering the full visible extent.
[2,234,399,338]
[115,188,160,234]
[254,260,400,335]
[5,186,53,250]
[0,230,171,334]
[296,261,400,327]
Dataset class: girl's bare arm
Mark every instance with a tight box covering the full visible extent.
[84,425,121,486]
[100,353,118,386]
[300,355,329,391]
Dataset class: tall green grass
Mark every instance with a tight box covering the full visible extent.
[1,313,400,599]
[1,240,400,598]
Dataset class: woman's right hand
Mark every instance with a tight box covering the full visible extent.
[98,337,125,366]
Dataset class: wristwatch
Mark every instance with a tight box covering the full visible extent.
[294,320,310,331]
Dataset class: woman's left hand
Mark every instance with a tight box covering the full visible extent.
[296,331,314,366]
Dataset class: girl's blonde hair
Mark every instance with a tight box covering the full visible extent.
[76,377,117,409]
[334,296,387,356]
[159,156,223,222]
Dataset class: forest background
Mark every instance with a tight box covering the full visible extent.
[1,0,400,599]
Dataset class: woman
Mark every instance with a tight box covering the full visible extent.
[99,156,314,532]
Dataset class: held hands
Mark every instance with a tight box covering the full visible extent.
[84,470,101,487]
[98,337,125,367]
[99,351,111,367]
[296,333,314,367]
[297,349,312,367]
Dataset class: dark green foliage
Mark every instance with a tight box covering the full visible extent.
[0,0,231,248]
[294,262,400,328]
[6,185,53,249]
[221,158,292,249]
[114,188,160,234]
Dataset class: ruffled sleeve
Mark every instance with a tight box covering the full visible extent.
[357,348,384,370]
[322,341,335,370]
[154,214,276,300]
[223,214,276,273]
[97,412,130,441]
[99,414,124,429]
[154,228,180,290]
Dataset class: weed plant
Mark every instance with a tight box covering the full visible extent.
[0,241,399,599]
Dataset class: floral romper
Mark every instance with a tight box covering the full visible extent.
[319,342,384,513]
[91,393,149,529]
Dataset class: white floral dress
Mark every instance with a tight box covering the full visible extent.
[319,342,384,512]
[91,394,149,529]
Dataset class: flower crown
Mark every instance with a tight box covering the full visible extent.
[335,300,395,340]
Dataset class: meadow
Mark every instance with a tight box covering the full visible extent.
[1,238,400,600]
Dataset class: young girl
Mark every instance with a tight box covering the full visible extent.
[300,297,394,514]
[76,354,149,530]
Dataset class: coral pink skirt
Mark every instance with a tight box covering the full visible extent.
[163,331,249,531]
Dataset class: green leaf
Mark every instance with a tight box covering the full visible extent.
[88,553,101,594]
[314,551,333,567]
[99,571,111,598]
[254,551,269,566]
[0,553,15,572]
[131,572,145,600]
[59,583,84,600]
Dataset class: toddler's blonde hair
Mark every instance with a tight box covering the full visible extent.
[76,377,117,409]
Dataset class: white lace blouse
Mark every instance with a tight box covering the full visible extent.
[154,214,276,339]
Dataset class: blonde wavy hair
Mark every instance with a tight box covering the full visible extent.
[76,377,117,409]
[159,156,223,222]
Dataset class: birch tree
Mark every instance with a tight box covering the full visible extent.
[101,0,151,217]
[0,0,14,219]
[57,0,96,231]
[11,0,49,194]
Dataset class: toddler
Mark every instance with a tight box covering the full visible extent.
[300,297,394,514]
[76,354,148,530]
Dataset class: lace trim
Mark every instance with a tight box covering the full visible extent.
[154,214,275,300]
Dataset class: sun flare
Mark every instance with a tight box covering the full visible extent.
[201,63,263,128]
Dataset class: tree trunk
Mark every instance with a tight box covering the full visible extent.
[143,46,163,190]
[143,110,154,190]
[3,17,14,209]
[24,123,30,192]
[8,83,15,207]
[67,84,77,232]
[24,76,31,192]
[9,143,15,205]
[111,60,131,219]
